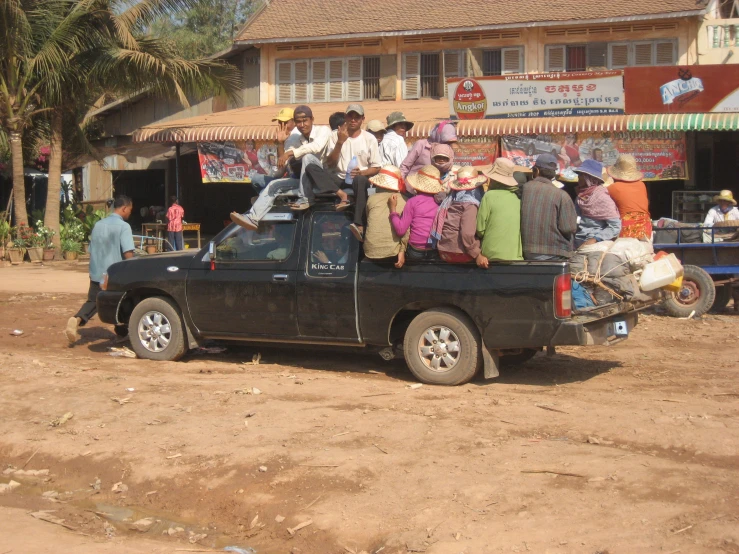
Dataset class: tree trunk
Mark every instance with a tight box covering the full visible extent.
[46,110,63,253]
[9,132,28,226]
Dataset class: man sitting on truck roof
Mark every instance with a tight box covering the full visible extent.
[231,104,337,231]
[521,153,577,261]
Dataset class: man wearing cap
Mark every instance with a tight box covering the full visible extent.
[231,104,336,230]
[380,112,413,167]
[476,158,524,263]
[366,120,387,146]
[247,107,299,193]
[520,153,577,261]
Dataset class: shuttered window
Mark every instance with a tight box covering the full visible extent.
[402,53,421,100]
[501,47,524,74]
[275,57,368,104]
[547,39,677,71]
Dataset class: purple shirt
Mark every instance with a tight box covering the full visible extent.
[400,139,432,178]
[389,193,439,249]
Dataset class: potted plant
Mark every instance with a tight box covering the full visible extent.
[61,238,83,261]
[35,221,56,261]
[27,221,47,263]
[8,223,32,264]
[60,206,85,256]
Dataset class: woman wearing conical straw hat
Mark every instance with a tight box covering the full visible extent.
[606,154,652,241]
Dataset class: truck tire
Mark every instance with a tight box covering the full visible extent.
[403,308,481,386]
[663,265,715,318]
[500,348,539,367]
[129,297,188,361]
[710,284,733,313]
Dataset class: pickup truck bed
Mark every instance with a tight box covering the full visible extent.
[98,204,658,385]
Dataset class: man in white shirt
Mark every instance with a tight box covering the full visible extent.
[231,105,333,230]
[294,104,380,212]
[380,111,413,167]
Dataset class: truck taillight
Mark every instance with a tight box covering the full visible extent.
[554,274,572,319]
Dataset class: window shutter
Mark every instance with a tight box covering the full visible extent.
[311,60,327,102]
[346,57,363,101]
[293,60,309,103]
[379,54,397,100]
[655,41,676,65]
[545,45,566,72]
[328,58,344,102]
[586,42,608,69]
[468,48,484,77]
[608,43,629,69]
[276,61,293,104]
[634,42,654,66]
[444,50,462,78]
[402,53,421,100]
[501,47,523,74]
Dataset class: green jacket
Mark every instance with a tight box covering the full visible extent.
[476,185,523,261]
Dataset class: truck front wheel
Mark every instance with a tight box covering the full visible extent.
[129,297,188,361]
[403,308,481,386]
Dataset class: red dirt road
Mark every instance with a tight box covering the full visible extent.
[0,263,738,554]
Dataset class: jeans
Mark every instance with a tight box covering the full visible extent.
[247,177,300,222]
[168,231,184,251]
[249,173,276,191]
[75,280,100,325]
[406,244,439,262]
[525,253,569,261]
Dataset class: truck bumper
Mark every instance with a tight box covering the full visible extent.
[550,312,638,346]
[97,291,126,325]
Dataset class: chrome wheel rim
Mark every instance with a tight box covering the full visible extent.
[137,311,172,353]
[417,325,461,372]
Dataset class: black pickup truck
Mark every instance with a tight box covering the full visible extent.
[98,204,655,386]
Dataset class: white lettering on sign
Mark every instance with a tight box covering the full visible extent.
[660,77,704,105]
[310,263,346,271]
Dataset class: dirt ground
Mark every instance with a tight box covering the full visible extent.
[0,262,738,554]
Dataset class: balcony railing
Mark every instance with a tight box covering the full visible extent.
[706,21,739,48]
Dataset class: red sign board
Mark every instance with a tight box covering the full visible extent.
[625,65,739,114]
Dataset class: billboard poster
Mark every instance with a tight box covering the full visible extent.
[625,65,739,114]
[453,136,499,167]
[198,140,279,183]
[500,131,687,181]
[447,71,625,120]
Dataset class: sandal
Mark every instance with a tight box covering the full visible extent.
[230,212,258,230]
[335,201,353,211]
[290,201,311,211]
[349,223,364,242]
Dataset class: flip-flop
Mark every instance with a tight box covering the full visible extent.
[335,201,353,211]
[349,224,364,242]
[290,201,311,211]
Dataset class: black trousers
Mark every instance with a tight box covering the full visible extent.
[303,165,345,204]
[75,280,100,326]
[352,175,372,226]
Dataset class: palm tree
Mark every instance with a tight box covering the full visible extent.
[0,0,94,225]
[44,0,239,252]
[1,0,239,246]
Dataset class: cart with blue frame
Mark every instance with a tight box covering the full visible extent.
[653,225,739,317]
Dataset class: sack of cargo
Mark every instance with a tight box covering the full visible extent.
[609,238,654,271]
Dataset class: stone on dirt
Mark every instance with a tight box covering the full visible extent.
[111,481,128,493]
[0,480,21,493]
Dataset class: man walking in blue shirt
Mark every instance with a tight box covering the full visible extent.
[66,195,136,344]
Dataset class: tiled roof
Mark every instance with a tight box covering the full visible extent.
[236,0,703,42]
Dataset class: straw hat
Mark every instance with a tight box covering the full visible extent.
[608,154,644,182]
[714,189,737,205]
[406,165,444,194]
[482,158,519,187]
[451,166,487,191]
[601,168,614,187]
[369,165,403,192]
[366,119,386,133]
[573,159,605,183]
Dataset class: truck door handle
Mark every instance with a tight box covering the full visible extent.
[272,274,289,282]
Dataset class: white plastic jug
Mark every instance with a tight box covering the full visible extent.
[639,254,683,291]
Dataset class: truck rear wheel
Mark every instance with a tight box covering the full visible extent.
[663,265,715,318]
[710,284,733,313]
[129,297,187,361]
[403,308,481,386]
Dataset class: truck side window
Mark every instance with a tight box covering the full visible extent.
[216,222,296,262]
[307,212,352,278]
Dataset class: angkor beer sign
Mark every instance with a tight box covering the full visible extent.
[447,71,625,120]
[625,65,739,113]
